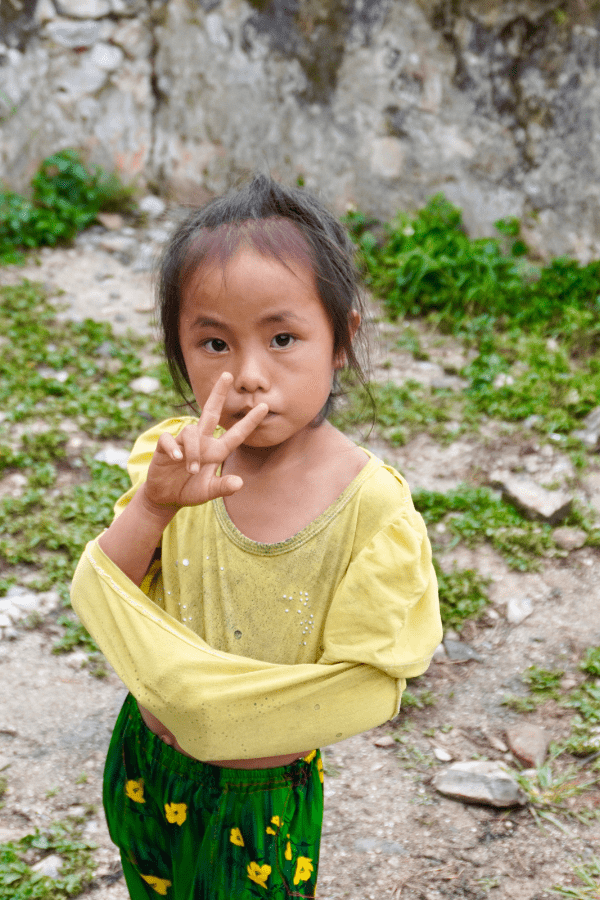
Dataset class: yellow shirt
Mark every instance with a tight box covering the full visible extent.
[71,418,442,760]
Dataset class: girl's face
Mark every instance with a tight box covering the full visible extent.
[179,249,351,449]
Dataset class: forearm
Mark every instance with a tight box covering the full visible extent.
[98,486,176,587]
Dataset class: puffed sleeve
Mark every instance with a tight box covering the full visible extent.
[318,503,442,678]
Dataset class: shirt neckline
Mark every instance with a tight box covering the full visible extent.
[213,451,380,555]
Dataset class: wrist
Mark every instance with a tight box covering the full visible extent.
[136,484,179,526]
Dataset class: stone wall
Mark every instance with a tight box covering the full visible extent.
[1,0,599,258]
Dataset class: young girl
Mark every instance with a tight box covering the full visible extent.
[71,175,442,900]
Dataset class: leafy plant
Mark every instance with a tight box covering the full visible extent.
[0,281,176,599]
[435,563,490,630]
[52,617,99,655]
[413,483,556,570]
[1,149,135,263]
[0,819,96,900]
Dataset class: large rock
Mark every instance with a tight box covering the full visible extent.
[433,761,527,808]
[490,471,572,524]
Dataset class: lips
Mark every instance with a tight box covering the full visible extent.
[232,408,275,420]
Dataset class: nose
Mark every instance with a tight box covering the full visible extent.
[233,349,270,395]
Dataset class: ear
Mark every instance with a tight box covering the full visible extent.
[334,310,361,369]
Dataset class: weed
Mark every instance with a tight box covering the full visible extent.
[524,666,564,700]
[1,149,136,263]
[347,196,600,444]
[348,196,600,338]
[0,281,176,598]
[331,378,461,445]
[401,688,436,709]
[551,856,600,900]
[413,484,555,570]
[501,651,600,759]
[435,563,490,629]
[502,694,539,713]
[52,618,98,655]
[0,818,96,900]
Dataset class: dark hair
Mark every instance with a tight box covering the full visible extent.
[157,174,369,418]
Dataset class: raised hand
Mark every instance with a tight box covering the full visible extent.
[143,372,268,511]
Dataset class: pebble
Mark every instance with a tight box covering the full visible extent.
[433,747,453,762]
[505,723,550,768]
[0,588,60,641]
[443,639,484,663]
[433,761,527,808]
[552,527,587,551]
[573,405,600,450]
[129,375,161,394]
[506,595,534,625]
[94,446,130,469]
[32,854,63,879]
[354,838,407,856]
[139,195,167,218]
[373,735,396,748]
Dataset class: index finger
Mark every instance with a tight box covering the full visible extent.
[219,403,269,454]
[198,373,234,436]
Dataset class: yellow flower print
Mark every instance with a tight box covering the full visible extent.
[230,827,245,847]
[285,840,292,861]
[266,814,281,835]
[293,857,314,885]
[140,874,172,895]
[303,750,317,764]
[125,779,145,803]
[317,757,324,783]
[164,802,187,825]
[247,861,271,889]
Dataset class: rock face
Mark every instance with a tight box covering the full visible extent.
[2,0,600,257]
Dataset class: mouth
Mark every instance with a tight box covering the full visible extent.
[232,408,275,421]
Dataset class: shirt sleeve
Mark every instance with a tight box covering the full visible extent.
[70,421,441,760]
[318,501,442,679]
[71,539,404,760]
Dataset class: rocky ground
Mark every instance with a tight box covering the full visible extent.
[0,208,599,900]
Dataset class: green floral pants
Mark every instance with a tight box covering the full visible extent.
[103,694,324,899]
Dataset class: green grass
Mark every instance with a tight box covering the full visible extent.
[0,281,176,600]
[552,857,600,899]
[0,819,96,900]
[502,651,600,758]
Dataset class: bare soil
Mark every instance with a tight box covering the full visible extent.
[1,236,599,900]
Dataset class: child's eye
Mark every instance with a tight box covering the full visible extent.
[271,333,295,348]
[203,338,228,353]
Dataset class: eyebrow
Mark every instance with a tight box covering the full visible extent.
[190,311,307,330]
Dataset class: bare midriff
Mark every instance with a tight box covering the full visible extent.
[138,702,310,769]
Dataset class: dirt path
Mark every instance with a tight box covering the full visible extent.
[1,223,599,900]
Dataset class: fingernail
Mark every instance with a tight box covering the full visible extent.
[173,449,183,459]
[189,462,199,474]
